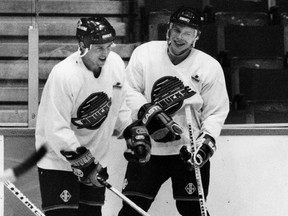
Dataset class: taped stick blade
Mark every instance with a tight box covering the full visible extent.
[13,145,47,178]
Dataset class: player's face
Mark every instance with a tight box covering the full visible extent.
[84,42,114,69]
[169,24,198,55]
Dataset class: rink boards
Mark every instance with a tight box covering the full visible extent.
[0,126,288,216]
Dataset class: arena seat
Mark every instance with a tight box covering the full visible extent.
[273,0,288,14]
[209,0,268,13]
[238,67,288,123]
[215,12,270,53]
[224,24,284,59]
[215,11,286,112]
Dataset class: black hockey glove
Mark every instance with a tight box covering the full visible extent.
[179,145,194,171]
[60,146,108,187]
[138,103,183,143]
[194,133,216,168]
[123,120,151,164]
[180,133,216,169]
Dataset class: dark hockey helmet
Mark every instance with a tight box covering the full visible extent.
[76,16,116,48]
[169,6,203,30]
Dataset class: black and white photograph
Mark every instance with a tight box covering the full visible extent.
[0,0,288,216]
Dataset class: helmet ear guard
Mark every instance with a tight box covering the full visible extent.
[165,22,172,42]
[192,30,201,47]
[78,42,91,57]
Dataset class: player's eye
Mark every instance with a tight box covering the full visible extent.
[172,27,181,34]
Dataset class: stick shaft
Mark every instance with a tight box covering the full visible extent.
[185,105,207,216]
[4,181,45,216]
[109,187,150,216]
[99,178,151,216]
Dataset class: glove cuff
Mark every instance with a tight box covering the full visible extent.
[123,120,143,139]
[138,103,163,126]
[202,133,216,154]
[69,150,95,167]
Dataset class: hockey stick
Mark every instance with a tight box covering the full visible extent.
[0,145,47,183]
[97,177,151,216]
[4,181,46,216]
[184,105,208,216]
[0,145,47,216]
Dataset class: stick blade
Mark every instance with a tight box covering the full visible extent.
[14,145,47,178]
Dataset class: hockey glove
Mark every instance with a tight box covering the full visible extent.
[138,103,183,143]
[123,120,151,164]
[193,133,216,168]
[179,145,194,171]
[60,146,108,187]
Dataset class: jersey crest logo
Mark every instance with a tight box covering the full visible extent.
[72,92,112,130]
[151,76,196,115]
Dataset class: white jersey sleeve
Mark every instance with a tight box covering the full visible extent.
[125,46,150,120]
[110,55,133,137]
[198,59,229,138]
[35,57,83,159]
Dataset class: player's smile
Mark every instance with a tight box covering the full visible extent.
[173,39,186,46]
[98,56,107,66]
[170,38,190,55]
[99,57,107,61]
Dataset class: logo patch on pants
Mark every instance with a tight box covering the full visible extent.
[185,183,196,195]
[60,190,71,202]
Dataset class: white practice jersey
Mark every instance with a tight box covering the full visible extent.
[35,51,131,171]
[126,41,230,155]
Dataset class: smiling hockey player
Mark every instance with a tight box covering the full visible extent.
[118,6,229,216]
[35,15,133,216]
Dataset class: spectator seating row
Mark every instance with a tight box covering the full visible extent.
[1,0,287,125]
[144,0,288,15]
[235,67,288,123]
[0,0,139,127]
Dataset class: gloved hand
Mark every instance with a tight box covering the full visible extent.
[138,103,183,143]
[123,120,151,164]
[180,133,216,169]
[179,145,194,171]
[60,146,108,187]
[193,133,216,167]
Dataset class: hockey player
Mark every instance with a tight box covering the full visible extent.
[35,15,137,216]
[118,6,230,216]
